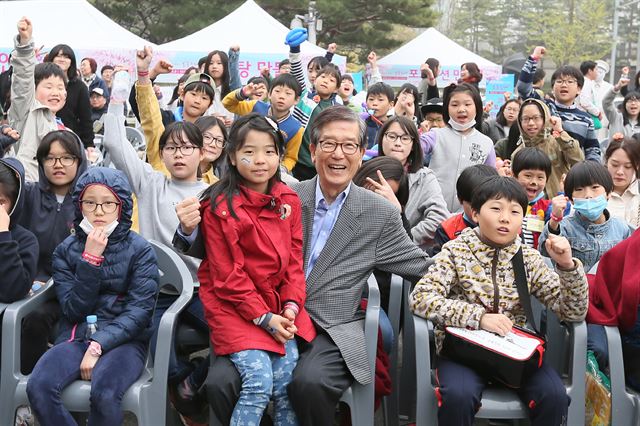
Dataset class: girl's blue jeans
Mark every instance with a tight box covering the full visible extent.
[229,338,299,426]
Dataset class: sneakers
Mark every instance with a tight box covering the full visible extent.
[15,405,34,426]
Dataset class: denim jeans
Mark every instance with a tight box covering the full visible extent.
[229,339,299,426]
[27,340,146,426]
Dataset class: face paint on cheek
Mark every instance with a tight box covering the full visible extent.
[240,157,251,165]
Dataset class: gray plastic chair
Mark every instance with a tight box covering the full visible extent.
[381,274,404,426]
[209,274,381,425]
[0,240,193,426]
[0,279,56,426]
[413,313,587,425]
[399,278,417,421]
[339,273,381,425]
[604,326,640,426]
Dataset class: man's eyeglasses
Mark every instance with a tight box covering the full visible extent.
[317,141,361,155]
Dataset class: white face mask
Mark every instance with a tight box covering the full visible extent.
[448,118,476,132]
[79,216,119,237]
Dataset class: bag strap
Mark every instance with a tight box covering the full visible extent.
[512,247,539,333]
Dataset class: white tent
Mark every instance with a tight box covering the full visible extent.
[161,0,332,58]
[0,0,154,49]
[379,27,499,70]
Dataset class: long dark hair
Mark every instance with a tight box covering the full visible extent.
[622,91,640,126]
[204,114,285,218]
[354,156,409,207]
[496,99,520,127]
[377,115,424,173]
[503,124,521,159]
[461,62,483,83]
[194,115,228,175]
[396,83,421,121]
[46,44,78,82]
[204,50,230,97]
[605,137,640,175]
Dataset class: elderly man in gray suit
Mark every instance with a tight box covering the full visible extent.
[173,105,432,425]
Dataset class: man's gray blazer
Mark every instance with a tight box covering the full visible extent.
[291,177,431,385]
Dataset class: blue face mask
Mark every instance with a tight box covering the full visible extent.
[573,195,608,221]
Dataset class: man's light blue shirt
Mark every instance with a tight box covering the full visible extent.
[306,179,351,278]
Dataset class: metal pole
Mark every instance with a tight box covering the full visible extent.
[307,1,317,45]
[637,3,640,75]
[610,0,620,84]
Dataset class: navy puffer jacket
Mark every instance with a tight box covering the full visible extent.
[52,167,159,352]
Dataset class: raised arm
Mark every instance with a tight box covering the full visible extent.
[228,46,241,91]
[102,100,157,196]
[9,17,36,135]
[517,46,545,100]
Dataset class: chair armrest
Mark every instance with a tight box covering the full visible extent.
[414,315,437,425]
[365,274,381,372]
[387,274,403,344]
[605,325,637,426]
[1,281,56,379]
[150,280,194,389]
[565,321,587,425]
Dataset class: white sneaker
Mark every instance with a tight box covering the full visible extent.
[15,405,34,426]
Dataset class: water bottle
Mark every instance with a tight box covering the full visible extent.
[29,282,43,296]
[111,71,130,104]
[85,315,98,340]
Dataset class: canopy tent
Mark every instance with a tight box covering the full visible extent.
[161,0,329,57]
[157,0,345,84]
[377,27,501,87]
[0,0,153,74]
[0,0,154,49]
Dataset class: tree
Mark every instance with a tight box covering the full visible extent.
[90,0,437,62]
[524,0,612,66]
[448,0,614,66]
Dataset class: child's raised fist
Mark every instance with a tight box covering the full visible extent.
[153,59,173,76]
[327,43,337,53]
[230,45,240,53]
[545,234,575,270]
[17,17,33,44]
[367,51,378,65]
[549,116,563,133]
[550,195,568,218]
[136,46,154,73]
[532,46,546,60]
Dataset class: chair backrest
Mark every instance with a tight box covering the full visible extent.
[125,126,146,151]
[149,240,191,295]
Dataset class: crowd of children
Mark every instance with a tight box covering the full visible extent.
[2,14,640,426]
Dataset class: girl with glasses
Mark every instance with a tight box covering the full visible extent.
[27,167,159,426]
[376,116,449,250]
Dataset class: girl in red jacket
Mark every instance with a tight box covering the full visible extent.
[198,113,315,425]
